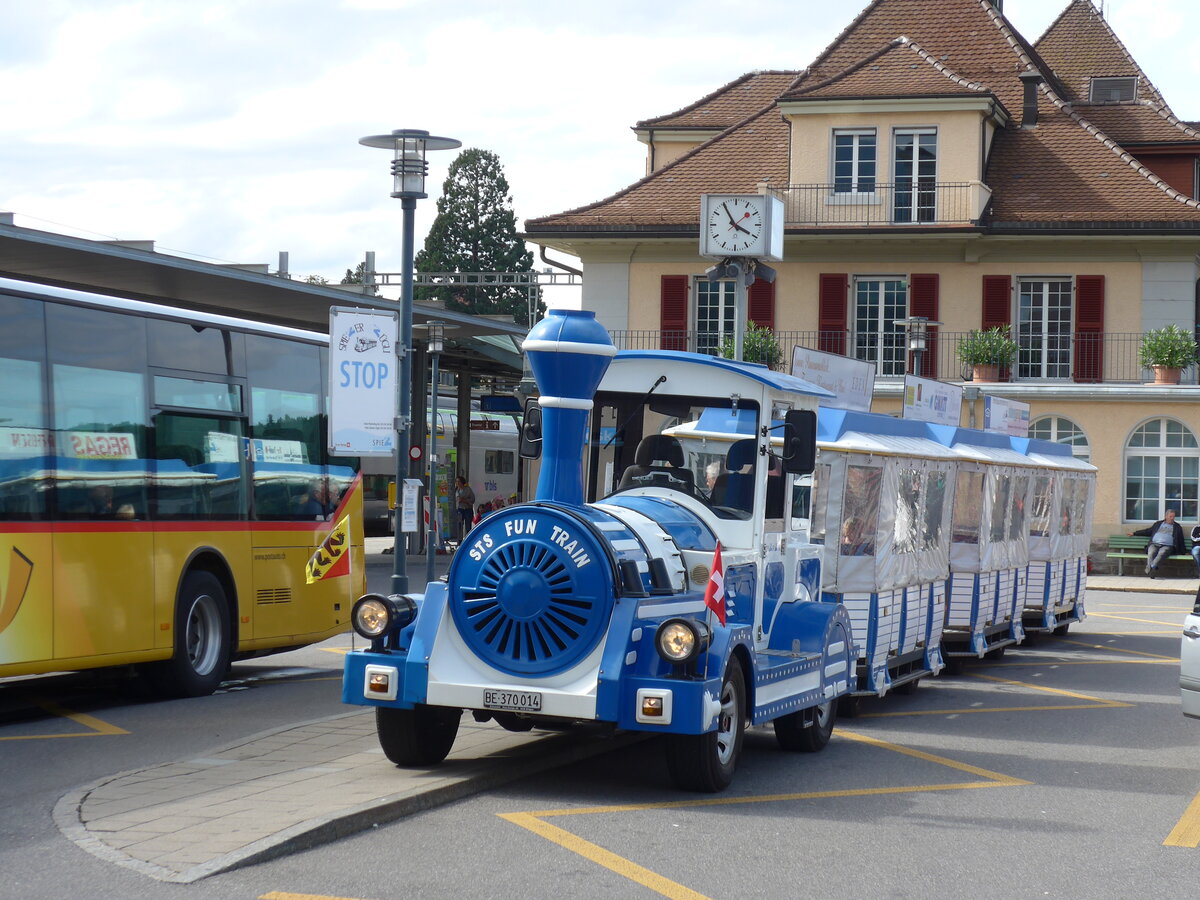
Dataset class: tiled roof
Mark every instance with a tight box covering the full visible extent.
[635,71,799,130]
[988,93,1199,222]
[527,104,789,228]
[1071,104,1200,146]
[1035,0,1167,109]
[779,0,1054,114]
[528,0,1200,232]
[785,37,994,102]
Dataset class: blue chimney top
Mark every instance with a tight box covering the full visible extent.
[523,310,616,505]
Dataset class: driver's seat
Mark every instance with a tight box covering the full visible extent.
[616,435,695,492]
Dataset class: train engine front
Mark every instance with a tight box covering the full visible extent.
[342,309,852,791]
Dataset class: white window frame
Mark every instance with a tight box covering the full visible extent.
[1016,276,1074,381]
[1029,415,1091,463]
[1123,417,1200,522]
[830,128,879,198]
[692,278,736,357]
[852,275,908,378]
[1089,76,1137,103]
[892,127,938,224]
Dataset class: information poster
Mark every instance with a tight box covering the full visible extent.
[790,346,875,412]
[329,307,398,456]
[984,395,1030,437]
[902,375,963,427]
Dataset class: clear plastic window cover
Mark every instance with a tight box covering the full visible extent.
[810,463,831,544]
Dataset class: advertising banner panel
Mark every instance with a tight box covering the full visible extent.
[984,395,1030,437]
[329,307,398,456]
[790,346,875,412]
[902,375,963,427]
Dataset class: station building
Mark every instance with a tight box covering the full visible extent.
[524,0,1200,548]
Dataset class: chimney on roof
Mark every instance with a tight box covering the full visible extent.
[1019,69,1044,128]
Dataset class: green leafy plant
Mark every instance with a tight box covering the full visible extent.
[1139,324,1197,369]
[719,323,782,368]
[956,326,1019,367]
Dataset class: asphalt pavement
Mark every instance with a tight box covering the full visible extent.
[50,548,1198,884]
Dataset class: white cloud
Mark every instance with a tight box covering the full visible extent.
[0,0,1196,287]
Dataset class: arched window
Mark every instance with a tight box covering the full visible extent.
[1124,418,1199,521]
[1029,415,1090,462]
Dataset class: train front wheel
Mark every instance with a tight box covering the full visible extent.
[665,663,746,792]
[376,705,461,766]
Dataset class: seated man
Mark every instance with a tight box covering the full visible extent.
[1128,509,1185,578]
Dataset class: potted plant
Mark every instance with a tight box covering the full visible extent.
[956,326,1018,382]
[720,323,783,369]
[1139,324,1197,385]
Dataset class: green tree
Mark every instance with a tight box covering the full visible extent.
[415,148,542,325]
[303,274,329,285]
[341,262,367,285]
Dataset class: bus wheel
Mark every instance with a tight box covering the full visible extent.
[151,571,232,698]
[376,705,461,766]
[665,663,745,792]
[1054,623,1071,637]
[774,699,836,753]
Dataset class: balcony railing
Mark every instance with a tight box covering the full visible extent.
[773,182,990,227]
[609,330,1200,385]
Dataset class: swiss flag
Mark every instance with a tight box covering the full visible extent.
[703,542,726,625]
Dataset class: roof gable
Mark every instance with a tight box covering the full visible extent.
[784,37,994,103]
[780,0,1053,113]
[1035,0,1167,109]
[635,71,799,131]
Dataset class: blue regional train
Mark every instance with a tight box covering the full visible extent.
[342,309,1095,792]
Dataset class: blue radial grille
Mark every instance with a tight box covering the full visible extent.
[450,535,613,677]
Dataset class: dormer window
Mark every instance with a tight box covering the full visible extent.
[832,129,877,194]
[1089,76,1137,103]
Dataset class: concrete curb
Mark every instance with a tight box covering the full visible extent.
[55,710,644,883]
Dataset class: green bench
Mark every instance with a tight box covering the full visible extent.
[1106,534,1196,576]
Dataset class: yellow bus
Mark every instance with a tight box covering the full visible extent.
[0,277,364,696]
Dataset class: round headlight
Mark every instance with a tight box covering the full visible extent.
[353,594,393,638]
[657,618,698,663]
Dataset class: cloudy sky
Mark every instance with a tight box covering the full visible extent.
[2,0,1197,293]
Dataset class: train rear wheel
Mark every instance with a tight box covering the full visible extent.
[774,699,836,753]
[376,705,461,766]
[665,663,745,792]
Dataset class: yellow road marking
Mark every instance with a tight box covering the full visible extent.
[987,658,1175,666]
[862,672,1131,717]
[320,647,350,655]
[1060,638,1178,661]
[260,893,371,900]
[498,812,711,900]
[499,730,1028,897]
[0,699,128,741]
[969,673,1132,705]
[1164,787,1200,848]
[1087,612,1187,629]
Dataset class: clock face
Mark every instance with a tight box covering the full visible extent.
[705,196,765,254]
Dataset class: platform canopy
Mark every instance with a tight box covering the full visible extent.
[0,220,526,376]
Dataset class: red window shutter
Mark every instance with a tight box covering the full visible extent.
[981,275,1012,330]
[660,275,689,350]
[818,273,848,355]
[1074,275,1105,383]
[910,273,939,379]
[748,279,775,329]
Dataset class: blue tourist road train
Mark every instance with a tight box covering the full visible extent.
[342,309,1094,792]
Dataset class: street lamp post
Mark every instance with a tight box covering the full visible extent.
[418,320,448,586]
[359,129,461,594]
[898,315,941,377]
